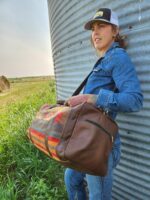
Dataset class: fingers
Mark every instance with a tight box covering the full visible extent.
[64,100,69,106]
[65,95,84,107]
[64,94,96,107]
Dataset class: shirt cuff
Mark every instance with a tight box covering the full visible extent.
[96,89,114,109]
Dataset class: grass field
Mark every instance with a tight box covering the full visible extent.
[0,77,67,200]
[0,76,54,111]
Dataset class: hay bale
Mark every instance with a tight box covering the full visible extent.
[0,76,10,92]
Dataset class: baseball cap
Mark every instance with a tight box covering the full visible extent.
[84,8,119,30]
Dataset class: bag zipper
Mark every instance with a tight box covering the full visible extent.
[85,119,113,143]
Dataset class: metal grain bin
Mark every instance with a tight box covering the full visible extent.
[47,0,150,199]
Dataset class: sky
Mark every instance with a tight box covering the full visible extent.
[0,0,54,78]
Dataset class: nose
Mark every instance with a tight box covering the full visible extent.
[93,30,99,38]
[93,26,98,32]
[92,28,97,35]
[92,24,100,35]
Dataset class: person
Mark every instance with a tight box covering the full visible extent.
[64,8,143,200]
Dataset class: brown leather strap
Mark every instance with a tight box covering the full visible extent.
[45,133,53,157]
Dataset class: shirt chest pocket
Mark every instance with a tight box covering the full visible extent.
[93,66,112,78]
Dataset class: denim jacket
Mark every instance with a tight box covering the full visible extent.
[83,42,143,151]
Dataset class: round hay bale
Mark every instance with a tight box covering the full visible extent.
[0,76,10,92]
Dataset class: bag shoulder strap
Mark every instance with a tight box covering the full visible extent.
[72,71,92,96]
[72,57,103,96]
[57,70,93,104]
[72,44,121,96]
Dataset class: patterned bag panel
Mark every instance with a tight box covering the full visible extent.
[28,104,71,161]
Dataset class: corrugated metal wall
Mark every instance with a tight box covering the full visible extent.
[47,0,150,199]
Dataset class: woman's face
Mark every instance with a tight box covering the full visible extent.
[91,22,117,54]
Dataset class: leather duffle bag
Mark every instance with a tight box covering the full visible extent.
[27,70,118,176]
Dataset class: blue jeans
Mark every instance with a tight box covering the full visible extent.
[64,149,121,200]
[65,169,87,200]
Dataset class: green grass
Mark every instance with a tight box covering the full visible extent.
[0,79,67,200]
[0,78,54,111]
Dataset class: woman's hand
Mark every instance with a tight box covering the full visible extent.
[65,94,98,107]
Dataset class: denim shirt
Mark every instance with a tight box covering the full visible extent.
[83,42,143,148]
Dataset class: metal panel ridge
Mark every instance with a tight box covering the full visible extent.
[47,0,150,199]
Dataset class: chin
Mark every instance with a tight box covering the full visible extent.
[95,45,103,51]
[94,44,101,49]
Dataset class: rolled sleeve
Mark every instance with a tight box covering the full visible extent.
[96,89,114,108]
[96,53,143,112]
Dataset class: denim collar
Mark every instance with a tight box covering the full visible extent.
[94,42,120,67]
[108,42,119,51]
[104,42,120,57]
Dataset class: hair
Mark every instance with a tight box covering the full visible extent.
[112,25,127,49]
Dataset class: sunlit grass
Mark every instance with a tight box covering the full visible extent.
[0,78,67,200]
[0,79,54,111]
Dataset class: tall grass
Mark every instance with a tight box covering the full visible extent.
[0,80,67,200]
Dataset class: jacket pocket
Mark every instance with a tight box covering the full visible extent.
[93,66,112,78]
[112,147,121,168]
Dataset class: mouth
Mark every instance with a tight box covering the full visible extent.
[94,38,102,43]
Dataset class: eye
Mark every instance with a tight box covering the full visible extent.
[91,23,106,31]
[98,24,106,28]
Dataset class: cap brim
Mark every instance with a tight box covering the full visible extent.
[84,19,114,30]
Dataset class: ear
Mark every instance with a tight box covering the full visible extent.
[116,27,119,35]
[114,27,119,36]
[112,25,119,36]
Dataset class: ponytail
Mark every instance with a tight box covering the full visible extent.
[114,33,127,49]
[112,25,127,49]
